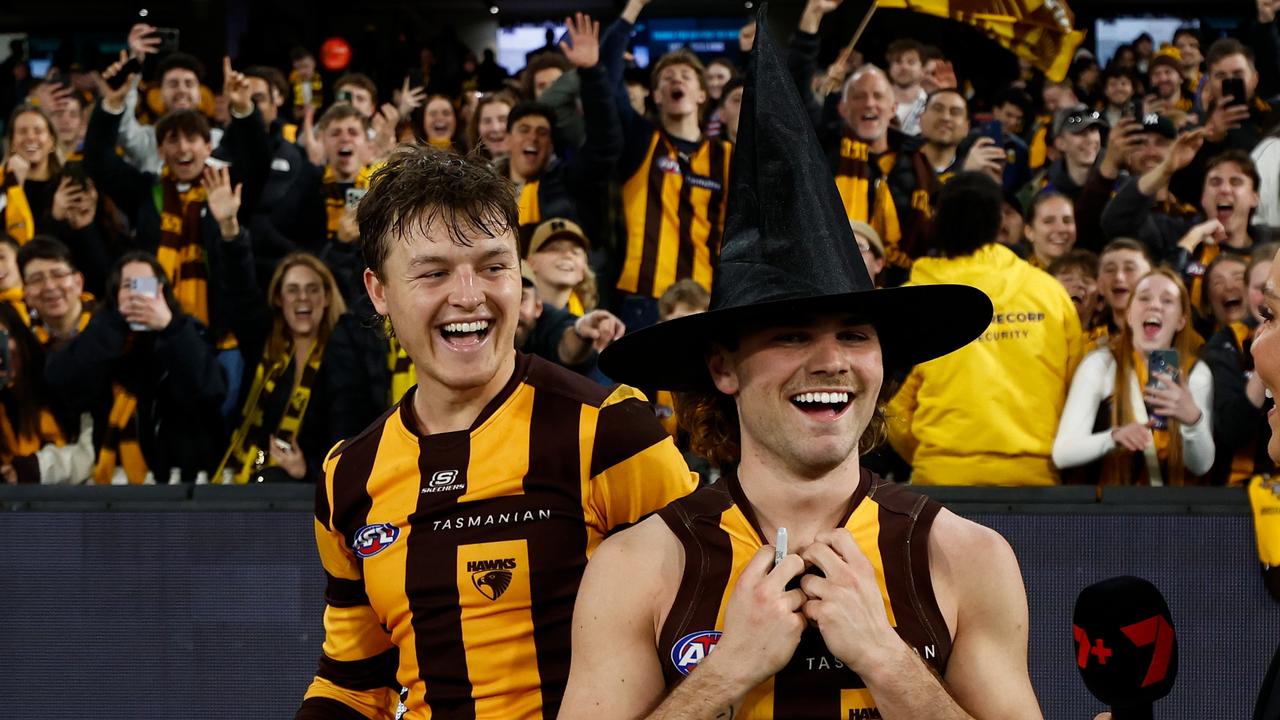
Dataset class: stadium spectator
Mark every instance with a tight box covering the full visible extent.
[702,57,738,137]
[1053,268,1214,485]
[715,76,744,143]
[887,172,1082,486]
[18,236,93,351]
[3,104,61,241]
[114,25,215,174]
[1049,249,1104,341]
[524,51,572,101]
[1203,245,1276,485]
[217,252,377,484]
[1205,254,1250,332]
[526,217,596,315]
[333,72,377,119]
[288,47,322,121]
[32,81,89,159]
[418,94,463,151]
[603,1,732,326]
[1148,48,1193,115]
[887,38,927,136]
[467,91,516,160]
[85,55,268,343]
[851,219,885,285]
[0,301,92,484]
[1173,27,1204,91]
[0,234,24,319]
[45,251,227,484]
[1099,67,1138,128]
[1250,125,1280,229]
[1096,238,1154,342]
[501,18,620,253]
[1196,37,1279,157]
[991,87,1031,138]
[1023,192,1077,270]
[1026,104,1105,204]
[790,0,907,283]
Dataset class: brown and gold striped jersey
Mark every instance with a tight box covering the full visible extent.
[297,353,697,720]
[655,470,951,718]
[617,130,732,300]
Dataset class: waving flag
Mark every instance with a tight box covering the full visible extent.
[876,0,1086,81]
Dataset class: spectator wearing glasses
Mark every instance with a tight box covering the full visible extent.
[851,219,885,286]
[45,251,227,484]
[18,237,93,352]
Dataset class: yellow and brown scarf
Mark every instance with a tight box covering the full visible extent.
[216,337,327,484]
[155,169,209,325]
[91,384,149,484]
[32,306,91,349]
[0,405,64,463]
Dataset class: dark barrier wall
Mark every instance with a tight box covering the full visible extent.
[0,488,1273,719]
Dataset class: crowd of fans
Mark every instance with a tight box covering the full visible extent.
[0,0,1276,487]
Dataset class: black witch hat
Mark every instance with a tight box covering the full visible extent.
[599,3,992,391]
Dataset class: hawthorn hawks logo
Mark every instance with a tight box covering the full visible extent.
[468,558,517,601]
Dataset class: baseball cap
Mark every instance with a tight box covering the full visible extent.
[1149,47,1183,76]
[1139,113,1177,139]
[1052,104,1108,139]
[528,217,590,255]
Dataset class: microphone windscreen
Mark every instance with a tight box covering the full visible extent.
[1072,576,1178,707]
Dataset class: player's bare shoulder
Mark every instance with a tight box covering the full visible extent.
[582,514,686,635]
[928,509,1025,634]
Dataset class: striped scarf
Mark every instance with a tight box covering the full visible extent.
[155,169,209,324]
[91,384,148,484]
[32,307,91,349]
[0,286,31,326]
[216,336,326,484]
[321,164,373,242]
[0,169,34,243]
[0,404,63,463]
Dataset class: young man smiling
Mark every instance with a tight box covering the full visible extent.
[294,145,694,720]
[562,12,1040,720]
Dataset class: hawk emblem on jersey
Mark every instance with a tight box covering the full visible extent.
[671,630,722,676]
[468,558,517,601]
[352,523,400,558]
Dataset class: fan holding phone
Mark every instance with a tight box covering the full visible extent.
[1053,268,1215,485]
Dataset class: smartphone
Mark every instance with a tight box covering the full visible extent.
[1222,78,1247,107]
[0,328,10,386]
[773,527,787,568]
[1146,349,1180,430]
[155,27,180,55]
[125,276,159,331]
[106,57,143,90]
[336,89,354,104]
[1122,98,1141,120]
[62,160,89,190]
[980,119,1003,145]
[273,438,292,452]
[345,187,367,211]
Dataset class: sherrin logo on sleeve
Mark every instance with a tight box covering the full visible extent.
[670,630,722,676]
[353,523,400,558]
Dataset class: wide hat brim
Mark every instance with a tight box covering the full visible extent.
[599,282,993,392]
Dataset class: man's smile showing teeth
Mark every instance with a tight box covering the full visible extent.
[439,319,492,348]
[790,390,853,420]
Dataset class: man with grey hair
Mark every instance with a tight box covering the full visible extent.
[789,0,910,283]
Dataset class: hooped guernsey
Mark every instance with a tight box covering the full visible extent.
[297,353,697,720]
[655,469,951,719]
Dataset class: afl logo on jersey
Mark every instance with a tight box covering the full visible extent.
[353,523,400,558]
[671,630,722,676]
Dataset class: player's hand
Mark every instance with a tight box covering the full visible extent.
[574,310,626,351]
[800,528,904,676]
[701,546,807,690]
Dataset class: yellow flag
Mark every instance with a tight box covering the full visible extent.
[876,0,1086,82]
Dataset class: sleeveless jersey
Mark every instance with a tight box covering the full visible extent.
[655,470,951,718]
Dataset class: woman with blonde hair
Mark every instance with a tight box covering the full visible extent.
[1053,267,1215,485]
[218,251,376,483]
[467,90,517,161]
[2,104,65,241]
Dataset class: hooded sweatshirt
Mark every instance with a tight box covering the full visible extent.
[887,243,1083,486]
